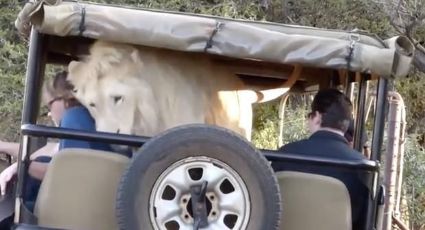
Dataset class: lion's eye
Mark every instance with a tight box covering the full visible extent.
[69,82,78,93]
[113,96,123,104]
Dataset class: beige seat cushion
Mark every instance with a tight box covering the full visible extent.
[277,171,352,230]
[34,148,129,230]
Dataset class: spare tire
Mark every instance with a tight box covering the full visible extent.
[116,124,281,230]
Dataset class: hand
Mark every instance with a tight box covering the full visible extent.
[0,163,18,196]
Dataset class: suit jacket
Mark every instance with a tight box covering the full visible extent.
[272,130,368,229]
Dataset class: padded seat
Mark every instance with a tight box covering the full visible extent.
[277,171,352,230]
[34,148,129,230]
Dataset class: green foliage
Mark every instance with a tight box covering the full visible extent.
[277,0,393,36]
[403,134,425,228]
[395,71,425,135]
[0,0,27,141]
[252,102,280,149]
[252,94,310,150]
[279,102,310,144]
[92,0,267,20]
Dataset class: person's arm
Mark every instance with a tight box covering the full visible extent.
[30,142,59,159]
[0,159,51,195]
[28,161,49,180]
[0,163,17,195]
[0,140,58,159]
[0,141,20,158]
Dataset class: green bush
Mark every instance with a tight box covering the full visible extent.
[252,94,310,149]
[395,72,425,135]
[403,134,425,228]
[0,0,27,142]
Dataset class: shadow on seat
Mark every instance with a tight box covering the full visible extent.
[277,171,352,230]
[34,148,129,230]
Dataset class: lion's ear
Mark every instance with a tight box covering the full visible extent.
[67,60,84,81]
[68,60,80,73]
[67,60,92,90]
[90,41,127,65]
[91,45,127,74]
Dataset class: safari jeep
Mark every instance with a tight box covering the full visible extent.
[0,0,415,230]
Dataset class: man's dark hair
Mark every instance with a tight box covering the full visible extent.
[311,88,353,132]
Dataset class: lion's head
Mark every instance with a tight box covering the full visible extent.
[68,41,159,136]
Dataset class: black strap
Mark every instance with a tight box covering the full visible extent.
[78,5,86,36]
[346,33,360,71]
[204,22,224,52]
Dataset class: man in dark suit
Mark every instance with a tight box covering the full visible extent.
[272,88,368,229]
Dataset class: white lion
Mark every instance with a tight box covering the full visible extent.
[68,40,300,140]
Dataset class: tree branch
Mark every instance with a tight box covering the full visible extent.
[405,14,425,39]
[392,215,409,230]
[260,0,270,10]
[413,43,425,73]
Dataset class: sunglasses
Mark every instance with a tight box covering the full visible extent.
[40,97,63,117]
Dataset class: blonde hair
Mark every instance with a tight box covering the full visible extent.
[42,71,80,108]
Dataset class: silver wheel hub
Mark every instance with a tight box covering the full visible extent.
[149,156,250,230]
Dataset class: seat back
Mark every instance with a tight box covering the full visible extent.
[34,148,129,230]
[277,171,352,230]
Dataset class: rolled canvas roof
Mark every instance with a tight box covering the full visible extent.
[16,0,415,78]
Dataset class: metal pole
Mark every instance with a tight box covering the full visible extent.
[345,71,355,98]
[345,72,356,120]
[354,74,368,152]
[278,94,290,147]
[15,28,46,223]
[20,32,45,125]
[370,78,388,230]
[365,96,375,129]
[388,92,407,219]
[371,78,388,161]
[382,92,402,230]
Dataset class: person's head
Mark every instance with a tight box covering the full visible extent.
[307,88,353,134]
[42,71,80,126]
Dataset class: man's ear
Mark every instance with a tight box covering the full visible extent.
[313,111,322,126]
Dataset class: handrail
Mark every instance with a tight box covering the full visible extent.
[262,149,379,171]
[21,124,148,147]
[21,124,379,171]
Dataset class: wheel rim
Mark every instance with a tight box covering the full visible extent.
[149,156,250,230]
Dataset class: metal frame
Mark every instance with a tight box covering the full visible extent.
[21,125,149,147]
[15,28,46,223]
[11,29,389,229]
[370,78,389,229]
[13,30,151,223]
[371,78,388,162]
[262,150,379,171]
[354,74,369,152]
